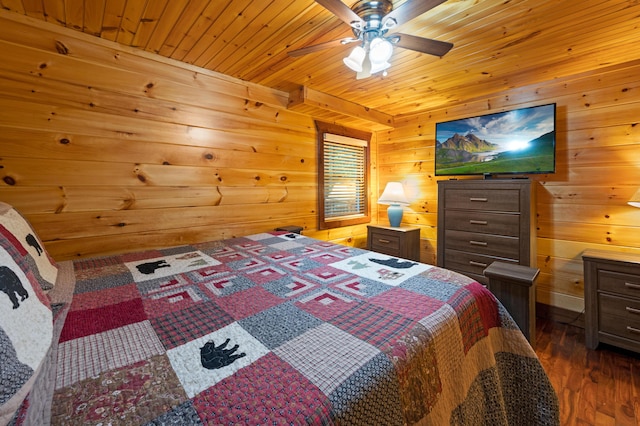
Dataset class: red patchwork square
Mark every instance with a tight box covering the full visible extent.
[69,283,140,312]
[330,302,414,350]
[448,282,500,353]
[119,249,165,263]
[245,266,287,284]
[370,288,445,320]
[192,352,332,425]
[150,302,234,349]
[60,298,146,342]
[141,275,209,318]
[295,290,357,322]
[218,286,283,320]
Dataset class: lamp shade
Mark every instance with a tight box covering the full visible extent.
[378,182,409,205]
[629,188,640,208]
[378,182,409,227]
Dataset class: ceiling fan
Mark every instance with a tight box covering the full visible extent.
[288,0,453,79]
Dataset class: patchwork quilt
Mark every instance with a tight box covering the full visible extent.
[14,232,559,425]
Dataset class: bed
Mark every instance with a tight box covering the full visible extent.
[0,201,559,425]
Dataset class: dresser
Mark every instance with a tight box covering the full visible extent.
[583,249,640,353]
[436,179,536,285]
[367,225,420,261]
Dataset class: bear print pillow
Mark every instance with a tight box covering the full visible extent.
[0,238,53,424]
[0,202,58,291]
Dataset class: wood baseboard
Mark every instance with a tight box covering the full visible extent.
[536,302,585,329]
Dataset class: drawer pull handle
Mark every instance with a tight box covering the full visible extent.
[626,326,640,334]
[469,261,488,268]
[469,220,488,225]
[377,239,391,244]
[626,306,640,315]
[625,282,640,290]
[469,240,488,247]
[470,197,488,202]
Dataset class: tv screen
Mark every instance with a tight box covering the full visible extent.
[434,103,556,176]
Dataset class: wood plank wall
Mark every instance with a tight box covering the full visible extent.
[3,10,640,314]
[0,11,376,260]
[378,59,640,313]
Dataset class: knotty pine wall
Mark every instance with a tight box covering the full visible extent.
[3,11,640,314]
[378,60,640,313]
[0,12,377,261]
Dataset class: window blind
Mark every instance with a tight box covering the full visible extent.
[323,133,367,220]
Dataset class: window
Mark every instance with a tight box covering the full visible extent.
[316,121,371,229]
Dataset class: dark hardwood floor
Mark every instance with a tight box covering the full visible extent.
[534,318,640,425]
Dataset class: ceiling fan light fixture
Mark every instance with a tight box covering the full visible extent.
[369,37,393,63]
[370,60,391,75]
[382,17,397,30]
[288,0,454,79]
[356,53,372,79]
[343,45,366,72]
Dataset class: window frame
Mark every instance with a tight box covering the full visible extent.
[316,121,371,230]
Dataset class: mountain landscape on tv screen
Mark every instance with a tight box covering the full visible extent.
[435,131,555,175]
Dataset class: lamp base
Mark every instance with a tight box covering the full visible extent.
[387,204,403,227]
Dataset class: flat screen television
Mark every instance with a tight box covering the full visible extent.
[434,103,556,177]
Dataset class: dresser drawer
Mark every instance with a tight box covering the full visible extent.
[444,230,520,259]
[444,249,518,281]
[599,293,640,342]
[444,210,520,236]
[598,269,640,298]
[444,189,521,212]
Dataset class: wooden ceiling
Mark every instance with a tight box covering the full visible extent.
[3,0,640,120]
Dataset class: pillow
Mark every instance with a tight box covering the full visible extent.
[0,232,53,425]
[0,202,58,291]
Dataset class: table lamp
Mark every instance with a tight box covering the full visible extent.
[378,182,409,227]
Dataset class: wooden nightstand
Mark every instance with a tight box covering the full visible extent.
[367,225,420,261]
[583,249,640,353]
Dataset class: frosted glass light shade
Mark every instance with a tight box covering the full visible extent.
[343,46,366,72]
[356,54,372,79]
[369,37,393,63]
[370,61,391,75]
[629,188,640,208]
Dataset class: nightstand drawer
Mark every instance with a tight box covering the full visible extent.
[444,210,520,236]
[599,293,640,342]
[444,189,521,212]
[598,269,640,298]
[444,230,520,259]
[369,231,401,252]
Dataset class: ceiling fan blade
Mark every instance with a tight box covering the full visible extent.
[383,0,447,28]
[288,38,357,57]
[315,0,364,28]
[394,33,453,57]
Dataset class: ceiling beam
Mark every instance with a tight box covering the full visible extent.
[288,86,394,130]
